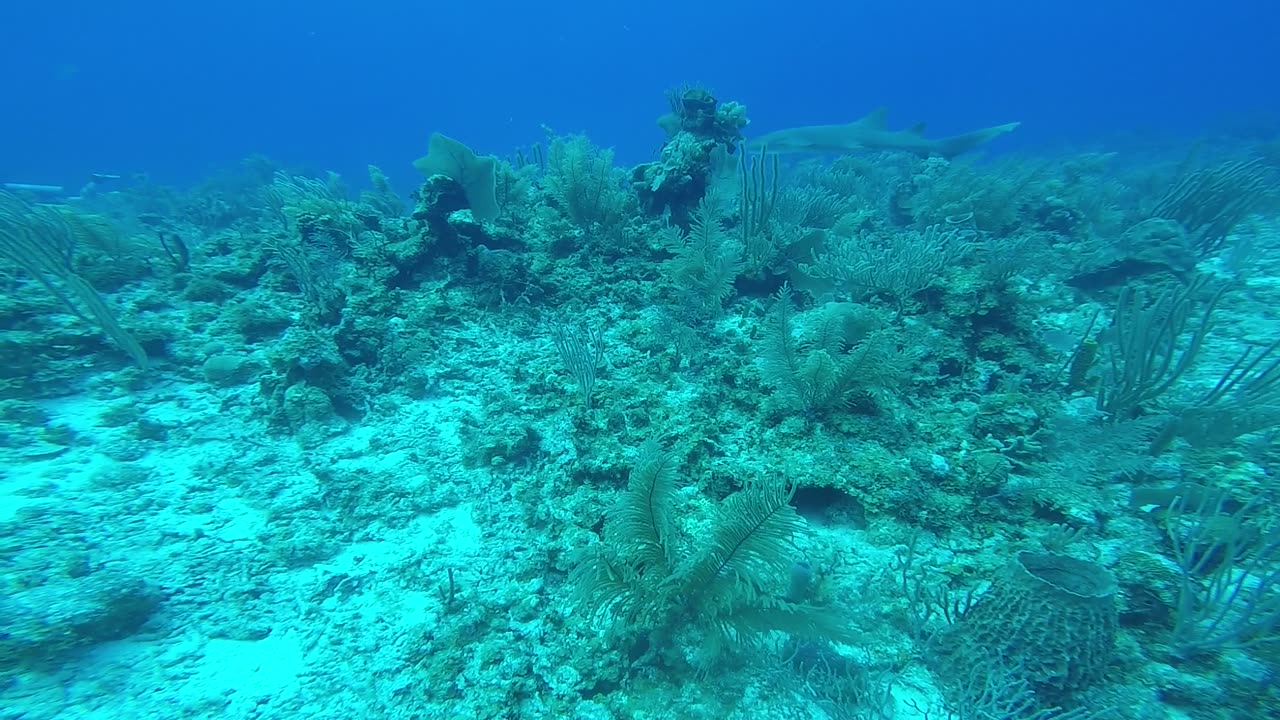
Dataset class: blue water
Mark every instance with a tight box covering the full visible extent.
[3,2,1280,719]
[3,0,1277,187]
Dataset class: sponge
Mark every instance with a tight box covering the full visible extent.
[932,551,1117,704]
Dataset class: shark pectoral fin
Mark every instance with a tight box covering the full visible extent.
[907,122,927,135]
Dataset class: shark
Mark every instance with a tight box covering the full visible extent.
[748,108,1020,159]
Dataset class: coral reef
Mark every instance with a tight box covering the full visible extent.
[1,92,1278,720]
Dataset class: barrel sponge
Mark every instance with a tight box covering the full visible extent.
[942,551,1118,701]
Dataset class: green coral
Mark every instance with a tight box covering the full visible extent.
[657,200,744,319]
[543,134,628,231]
[759,285,908,416]
[571,442,855,670]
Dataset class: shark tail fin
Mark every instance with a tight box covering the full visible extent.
[935,121,1020,158]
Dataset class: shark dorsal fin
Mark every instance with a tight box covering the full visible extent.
[858,107,889,129]
[907,122,927,135]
